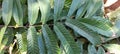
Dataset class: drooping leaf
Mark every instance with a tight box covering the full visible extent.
[2,0,13,25]
[28,0,39,25]
[85,0,102,18]
[76,39,84,54]
[79,18,114,37]
[67,0,85,17]
[88,44,97,54]
[103,44,120,54]
[54,0,65,19]
[65,19,102,45]
[37,33,47,54]
[42,24,60,54]
[54,23,81,54]
[27,26,39,54]
[13,0,23,26]
[15,28,27,54]
[97,46,105,54]
[60,44,67,54]
[38,0,50,24]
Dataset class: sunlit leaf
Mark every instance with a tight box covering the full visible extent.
[65,19,102,45]
[42,24,60,54]
[28,0,39,25]
[27,26,39,54]
[103,44,120,54]
[54,23,81,54]
[38,0,50,24]
[2,0,13,25]
[13,0,23,26]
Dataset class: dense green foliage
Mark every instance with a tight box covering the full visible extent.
[0,0,120,54]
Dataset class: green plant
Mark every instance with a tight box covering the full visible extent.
[0,0,120,54]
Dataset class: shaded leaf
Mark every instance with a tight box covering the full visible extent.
[38,0,50,24]
[2,0,13,25]
[42,24,60,54]
[97,46,105,54]
[0,8,1,19]
[37,33,47,54]
[13,0,23,26]
[27,26,39,54]
[88,44,97,54]
[54,23,81,54]
[28,0,39,25]
[65,19,102,45]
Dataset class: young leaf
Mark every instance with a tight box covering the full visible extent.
[0,26,7,45]
[54,23,81,54]
[38,0,50,24]
[15,28,27,54]
[42,24,60,54]
[28,0,39,25]
[13,0,23,26]
[65,19,102,45]
[54,0,65,18]
[67,0,85,17]
[27,26,39,54]
[2,0,13,25]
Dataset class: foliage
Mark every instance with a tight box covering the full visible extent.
[0,0,120,54]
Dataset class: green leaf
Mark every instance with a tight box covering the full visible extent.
[2,0,13,25]
[76,1,88,19]
[37,33,47,54]
[54,23,81,54]
[13,0,23,26]
[88,44,97,54]
[76,39,84,54]
[97,46,105,54]
[103,44,120,54]
[38,0,50,24]
[15,28,27,54]
[42,24,60,54]
[85,0,102,18]
[67,0,85,17]
[28,0,39,25]
[0,8,2,19]
[65,19,102,45]
[27,26,39,54]
[79,18,114,37]
[54,0,65,18]
[0,26,7,45]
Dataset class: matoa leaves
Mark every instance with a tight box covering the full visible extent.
[54,0,65,20]
[54,23,81,54]
[0,9,1,19]
[27,26,39,54]
[28,0,39,25]
[88,44,97,54]
[13,0,23,26]
[65,19,102,45]
[79,18,114,37]
[37,33,47,54]
[42,24,60,54]
[67,0,85,17]
[2,0,13,25]
[97,46,105,54]
[38,0,50,24]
